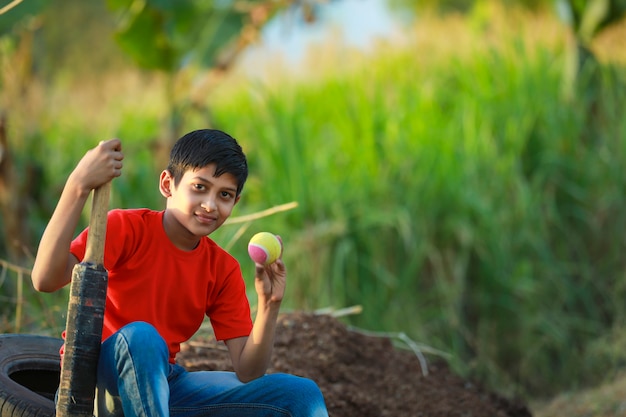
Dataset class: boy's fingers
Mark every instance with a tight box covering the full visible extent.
[255,263,266,278]
[98,138,123,153]
[110,138,122,152]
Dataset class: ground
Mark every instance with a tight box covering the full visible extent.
[177,312,533,417]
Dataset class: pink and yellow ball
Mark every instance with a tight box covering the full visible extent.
[248,232,282,265]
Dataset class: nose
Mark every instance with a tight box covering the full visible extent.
[201,195,217,212]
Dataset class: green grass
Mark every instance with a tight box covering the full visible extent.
[206,24,626,399]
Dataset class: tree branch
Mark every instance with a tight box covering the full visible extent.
[0,0,24,15]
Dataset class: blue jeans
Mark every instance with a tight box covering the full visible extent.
[96,322,329,417]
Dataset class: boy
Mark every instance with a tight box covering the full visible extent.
[31,129,329,416]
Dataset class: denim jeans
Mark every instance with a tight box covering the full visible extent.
[95,321,329,417]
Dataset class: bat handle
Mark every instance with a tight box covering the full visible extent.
[84,181,111,265]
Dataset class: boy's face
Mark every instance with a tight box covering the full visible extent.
[160,163,240,249]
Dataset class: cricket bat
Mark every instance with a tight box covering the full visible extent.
[56,182,111,417]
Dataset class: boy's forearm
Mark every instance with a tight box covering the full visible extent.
[236,299,282,382]
[33,139,124,292]
[31,180,90,292]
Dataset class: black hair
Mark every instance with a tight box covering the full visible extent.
[167,129,248,196]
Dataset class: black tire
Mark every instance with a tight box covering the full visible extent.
[0,334,62,417]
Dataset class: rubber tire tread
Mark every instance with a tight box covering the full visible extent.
[0,334,62,417]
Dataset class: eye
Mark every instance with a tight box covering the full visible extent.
[221,191,234,199]
[193,183,206,191]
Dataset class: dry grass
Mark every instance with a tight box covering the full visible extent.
[533,373,626,417]
[593,16,626,65]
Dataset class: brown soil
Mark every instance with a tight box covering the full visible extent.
[178,312,532,417]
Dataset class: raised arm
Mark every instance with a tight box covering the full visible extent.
[31,139,123,292]
[225,257,286,382]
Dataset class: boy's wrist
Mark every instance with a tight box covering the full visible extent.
[65,175,92,200]
[258,297,282,314]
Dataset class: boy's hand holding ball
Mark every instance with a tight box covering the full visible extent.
[248,232,283,265]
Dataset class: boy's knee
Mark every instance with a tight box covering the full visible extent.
[268,373,324,398]
[117,321,159,340]
[265,374,327,415]
[111,321,168,358]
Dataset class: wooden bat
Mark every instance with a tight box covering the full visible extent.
[56,182,111,417]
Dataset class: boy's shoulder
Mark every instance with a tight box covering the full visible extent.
[107,208,163,236]
[109,208,160,222]
[110,207,156,215]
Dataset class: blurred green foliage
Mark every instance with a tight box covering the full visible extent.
[209,37,626,398]
[106,0,240,71]
[0,0,45,34]
[562,0,626,43]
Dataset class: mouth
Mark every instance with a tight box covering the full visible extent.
[195,212,218,225]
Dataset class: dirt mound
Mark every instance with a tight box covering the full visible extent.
[178,312,532,417]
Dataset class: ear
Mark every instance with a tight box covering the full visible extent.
[234,194,241,205]
[159,170,174,198]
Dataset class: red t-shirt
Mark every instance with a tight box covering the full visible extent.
[68,208,253,363]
